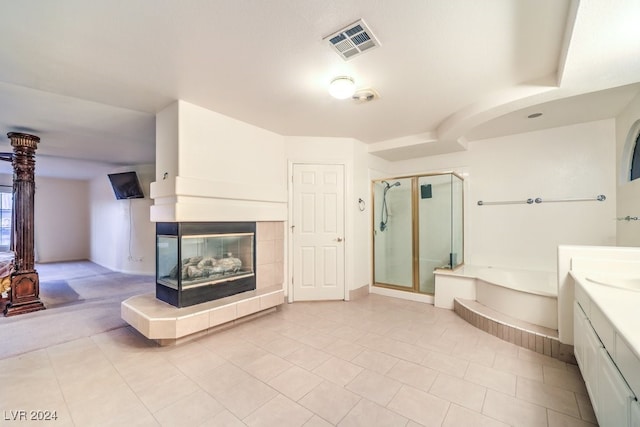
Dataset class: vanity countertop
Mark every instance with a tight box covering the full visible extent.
[570,271,640,360]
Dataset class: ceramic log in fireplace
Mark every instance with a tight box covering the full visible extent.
[155,222,256,308]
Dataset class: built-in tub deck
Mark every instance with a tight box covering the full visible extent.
[435,265,574,363]
[440,265,557,297]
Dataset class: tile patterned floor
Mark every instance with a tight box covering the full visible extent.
[0,294,597,426]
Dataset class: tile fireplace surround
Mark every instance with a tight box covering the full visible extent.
[122,221,285,345]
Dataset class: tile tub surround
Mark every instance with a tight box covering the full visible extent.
[435,266,558,330]
[454,298,575,364]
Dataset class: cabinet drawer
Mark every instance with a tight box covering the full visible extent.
[598,348,633,427]
[574,301,587,370]
[616,336,640,398]
[584,315,603,410]
[590,303,614,352]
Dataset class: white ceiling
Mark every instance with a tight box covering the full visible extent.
[0,0,639,179]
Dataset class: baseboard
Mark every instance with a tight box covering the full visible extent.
[349,284,369,300]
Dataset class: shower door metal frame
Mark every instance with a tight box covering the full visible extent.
[411,177,420,292]
[372,172,464,294]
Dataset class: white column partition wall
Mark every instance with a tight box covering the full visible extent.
[373,173,463,295]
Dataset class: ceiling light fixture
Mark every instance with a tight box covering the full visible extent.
[329,76,356,99]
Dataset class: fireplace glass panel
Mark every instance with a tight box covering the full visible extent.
[155,222,257,308]
[157,233,254,289]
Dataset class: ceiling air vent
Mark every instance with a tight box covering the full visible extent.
[324,19,380,60]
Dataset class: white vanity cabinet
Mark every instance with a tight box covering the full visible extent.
[598,347,633,426]
[574,301,602,411]
[574,280,638,427]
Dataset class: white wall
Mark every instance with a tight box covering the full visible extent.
[616,92,640,246]
[90,164,155,274]
[34,176,90,263]
[382,119,617,273]
[0,173,90,263]
[468,120,616,271]
[2,167,154,272]
[154,101,179,199]
[151,100,287,222]
[352,140,371,291]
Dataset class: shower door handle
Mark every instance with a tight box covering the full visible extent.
[335,237,343,242]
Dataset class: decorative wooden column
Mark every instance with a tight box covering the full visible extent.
[4,132,45,316]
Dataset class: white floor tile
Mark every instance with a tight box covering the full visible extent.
[312,357,363,387]
[338,398,408,427]
[429,373,487,412]
[267,365,324,401]
[345,369,402,406]
[387,384,450,427]
[0,272,596,427]
[243,394,313,427]
[483,389,548,427]
[442,404,509,427]
[298,381,361,425]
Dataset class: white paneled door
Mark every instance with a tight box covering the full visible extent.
[292,164,345,301]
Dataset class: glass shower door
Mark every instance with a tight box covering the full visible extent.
[450,174,464,269]
[373,177,413,288]
[373,173,463,294]
[417,174,464,294]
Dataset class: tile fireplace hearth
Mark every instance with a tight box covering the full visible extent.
[122,221,284,345]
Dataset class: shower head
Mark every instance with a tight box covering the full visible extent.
[379,180,400,232]
[382,180,401,189]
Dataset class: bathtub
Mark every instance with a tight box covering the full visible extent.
[460,265,557,297]
[434,265,558,330]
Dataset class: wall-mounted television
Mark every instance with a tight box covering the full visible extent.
[107,171,144,200]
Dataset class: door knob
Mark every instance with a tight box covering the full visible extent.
[336,237,343,242]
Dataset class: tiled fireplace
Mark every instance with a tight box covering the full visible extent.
[156,221,257,308]
[121,221,284,344]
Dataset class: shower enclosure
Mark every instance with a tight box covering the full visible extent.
[373,173,463,294]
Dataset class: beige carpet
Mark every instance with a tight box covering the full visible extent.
[0,260,154,359]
